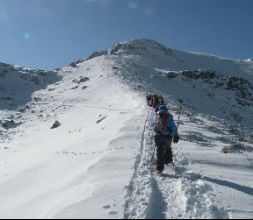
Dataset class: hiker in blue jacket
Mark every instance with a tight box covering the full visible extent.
[154,105,180,174]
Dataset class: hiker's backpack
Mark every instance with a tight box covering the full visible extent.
[156,112,173,136]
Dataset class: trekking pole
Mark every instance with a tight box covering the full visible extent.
[177,99,183,129]
[151,145,156,161]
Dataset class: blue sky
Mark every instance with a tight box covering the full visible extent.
[0,0,252,70]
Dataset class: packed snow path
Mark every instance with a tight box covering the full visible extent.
[124,108,230,219]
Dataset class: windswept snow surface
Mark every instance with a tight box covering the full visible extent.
[0,39,253,219]
[0,57,147,218]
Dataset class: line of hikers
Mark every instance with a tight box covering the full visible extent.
[146,94,180,175]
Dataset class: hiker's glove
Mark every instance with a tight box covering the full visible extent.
[173,135,180,143]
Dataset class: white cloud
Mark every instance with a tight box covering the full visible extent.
[0,10,7,18]
[99,0,112,6]
[0,10,8,22]
[128,2,138,10]
[144,7,155,16]
[27,0,59,21]
[85,0,97,2]
[127,2,155,15]
[84,0,112,6]
[0,1,8,21]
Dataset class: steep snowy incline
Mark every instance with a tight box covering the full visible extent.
[0,56,146,218]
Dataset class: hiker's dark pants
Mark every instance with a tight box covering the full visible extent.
[155,135,173,172]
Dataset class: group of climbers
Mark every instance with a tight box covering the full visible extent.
[146,94,180,175]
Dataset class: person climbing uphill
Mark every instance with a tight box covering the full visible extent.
[146,94,160,110]
[150,94,159,110]
[146,94,153,107]
[154,104,180,175]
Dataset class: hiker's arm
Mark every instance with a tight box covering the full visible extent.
[169,116,179,137]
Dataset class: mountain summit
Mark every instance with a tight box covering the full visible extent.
[76,39,253,129]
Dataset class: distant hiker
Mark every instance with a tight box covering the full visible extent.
[151,94,159,109]
[158,95,165,106]
[146,94,153,107]
[154,105,180,175]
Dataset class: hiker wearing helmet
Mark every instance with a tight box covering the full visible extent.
[154,104,180,175]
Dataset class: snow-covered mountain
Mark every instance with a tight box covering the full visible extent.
[0,62,60,109]
[0,39,252,219]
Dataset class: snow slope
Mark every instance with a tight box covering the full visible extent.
[0,39,253,219]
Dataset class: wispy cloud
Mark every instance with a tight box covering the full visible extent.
[128,2,138,11]
[127,2,155,16]
[0,10,7,19]
[4,0,55,21]
[84,0,112,7]
[144,7,155,16]
[0,10,9,23]
[0,1,9,22]
[34,1,57,13]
